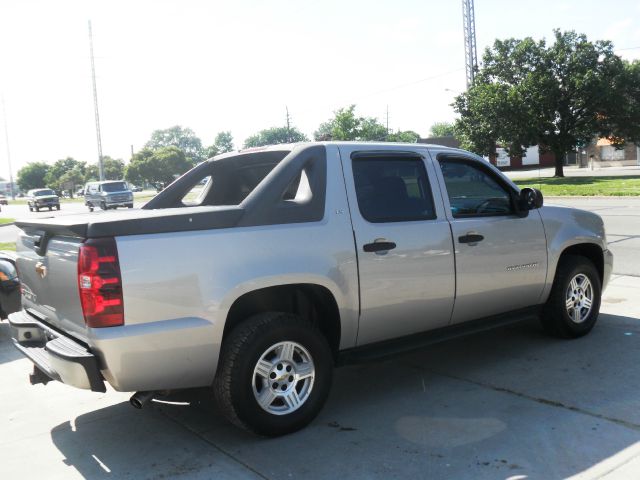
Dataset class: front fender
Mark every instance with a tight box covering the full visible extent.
[538,204,609,302]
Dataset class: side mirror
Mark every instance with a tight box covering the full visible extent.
[519,187,543,211]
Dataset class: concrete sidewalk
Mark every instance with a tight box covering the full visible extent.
[1,276,639,479]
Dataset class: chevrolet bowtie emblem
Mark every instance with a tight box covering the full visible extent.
[35,262,47,279]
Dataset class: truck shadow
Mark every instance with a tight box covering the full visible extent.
[49,313,640,479]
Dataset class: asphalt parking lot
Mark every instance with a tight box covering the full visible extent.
[1,197,640,479]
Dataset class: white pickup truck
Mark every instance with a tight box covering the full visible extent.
[9,142,612,436]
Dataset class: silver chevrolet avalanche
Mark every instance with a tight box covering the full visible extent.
[9,142,612,436]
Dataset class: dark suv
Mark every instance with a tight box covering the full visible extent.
[27,189,60,212]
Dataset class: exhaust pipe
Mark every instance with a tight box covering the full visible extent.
[130,391,155,409]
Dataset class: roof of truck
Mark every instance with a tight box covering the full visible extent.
[211,141,467,162]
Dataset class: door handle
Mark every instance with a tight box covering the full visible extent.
[363,240,397,253]
[458,233,484,244]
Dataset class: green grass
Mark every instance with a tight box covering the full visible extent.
[514,176,640,196]
[0,218,15,225]
[0,242,15,251]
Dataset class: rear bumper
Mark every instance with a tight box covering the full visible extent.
[8,310,105,392]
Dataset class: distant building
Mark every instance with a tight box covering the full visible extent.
[0,181,18,196]
[420,136,640,169]
[417,136,461,149]
[584,139,639,167]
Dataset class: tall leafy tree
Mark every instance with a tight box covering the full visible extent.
[145,126,204,164]
[244,126,308,148]
[17,162,50,191]
[454,30,639,176]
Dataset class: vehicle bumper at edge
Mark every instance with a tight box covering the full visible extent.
[8,309,105,392]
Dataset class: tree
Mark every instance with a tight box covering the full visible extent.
[17,162,50,191]
[214,131,235,153]
[386,130,421,143]
[314,105,389,141]
[125,149,154,186]
[454,30,639,176]
[244,126,308,148]
[85,156,125,182]
[125,146,191,186]
[44,157,86,191]
[58,166,86,197]
[429,122,456,137]
[203,131,236,159]
[145,126,204,164]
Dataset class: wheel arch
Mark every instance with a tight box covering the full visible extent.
[558,243,604,284]
[223,283,342,359]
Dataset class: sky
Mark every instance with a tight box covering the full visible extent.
[0,0,639,181]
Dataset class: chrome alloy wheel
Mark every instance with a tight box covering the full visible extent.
[252,341,315,415]
[565,273,594,324]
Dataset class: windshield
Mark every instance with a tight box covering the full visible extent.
[35,189,55,196]
[102,182,128,192]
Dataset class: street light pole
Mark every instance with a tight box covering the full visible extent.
[1,95,15,199]
[88,20,104,181]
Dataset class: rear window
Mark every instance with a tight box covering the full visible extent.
[35,190,55,196]
[101,182,128,192]
[180,151,290,207]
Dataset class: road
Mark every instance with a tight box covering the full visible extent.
[1,197,638,276]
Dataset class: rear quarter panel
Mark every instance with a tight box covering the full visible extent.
[94,145,359,392]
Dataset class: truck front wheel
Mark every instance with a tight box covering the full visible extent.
[214,312,333,436]
[541,255,601,338]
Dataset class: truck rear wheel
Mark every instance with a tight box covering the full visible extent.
[214,312,333,436]
[541,255,601,338]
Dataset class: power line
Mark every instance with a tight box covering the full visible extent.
[357,68,465,100]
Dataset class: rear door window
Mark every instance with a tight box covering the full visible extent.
[352,156,436,223]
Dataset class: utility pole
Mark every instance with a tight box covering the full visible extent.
[285,106,292,142]
[385,105,390,134]
[462,0,478,88]
[1,95,15,199]
[88,20,104,181]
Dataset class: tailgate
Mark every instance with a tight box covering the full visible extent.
[17,231,88,342]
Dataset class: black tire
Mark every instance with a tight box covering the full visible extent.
[127,204,134,208]
[100,201,107,210]
[214,312,333,436]
[28,206,33,212]
[35,206,39,212]
[88,204,94,212]
[55,205,60,211]
[541,255,602,338]
[48,206,52,211]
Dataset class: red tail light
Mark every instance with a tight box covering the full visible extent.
[77,237,124,328]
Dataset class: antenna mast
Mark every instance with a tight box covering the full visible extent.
[462,0,478,88]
